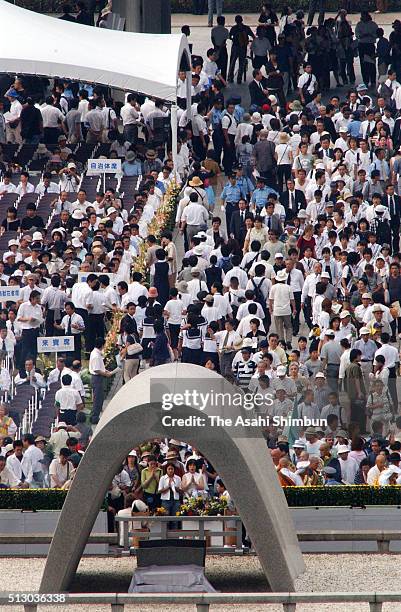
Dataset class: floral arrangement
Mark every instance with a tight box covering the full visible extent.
[154,506,168,516]
[176,495,229,516]
[104,181,180,370]
[103,310,124,369]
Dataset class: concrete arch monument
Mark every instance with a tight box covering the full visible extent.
[40,364,304,593]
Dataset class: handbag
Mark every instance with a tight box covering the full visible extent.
[127,343,143,356]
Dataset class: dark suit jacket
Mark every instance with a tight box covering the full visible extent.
[382,194,401,223]
[230,209,248,242]
[280,189,306,220]
[249,78,269,108]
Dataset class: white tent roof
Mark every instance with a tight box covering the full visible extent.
[0,0,190,101]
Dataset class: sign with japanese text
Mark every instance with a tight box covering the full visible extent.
[37,336,75,353]
[87,159,122,175]
[0,287,20,302]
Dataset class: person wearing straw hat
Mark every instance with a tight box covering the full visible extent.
[268,268,295,346]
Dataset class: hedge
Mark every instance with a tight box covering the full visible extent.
[2,486,401,510]
[7,0,400,15]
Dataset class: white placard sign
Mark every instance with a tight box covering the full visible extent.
[37,336,75,353]
[0,287,20,302]
[78,272,115,286]
[87,159,121,175]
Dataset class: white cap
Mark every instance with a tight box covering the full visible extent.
[8,239,19,247]
[71,238,83,248]
[375,205,386,213]
[71,230,83,239]
[320,271,330,279]
[107,207,117,214]
[32,231,43,241]
[315,372,326,378]
[72,209,85,220]
[67,162,76,169]
[3,251,15,262]
[372,304,383,313]
[362,293,371,300]
[274,252,284,258]
[277,365,287,376]
[297,210,307,218]
[339,126,348,133]
[337,444,350,454]
[360,327,370,335]
[340,310,351,319]
[325,329,335,337]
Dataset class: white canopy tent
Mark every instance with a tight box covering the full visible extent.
[0,0,192,169]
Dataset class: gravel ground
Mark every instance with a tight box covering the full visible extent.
[2,554,401,612]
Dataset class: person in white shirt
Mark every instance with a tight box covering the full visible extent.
[15,358,46,389]
[22,433,44,487]
[121,94,140,144]
[158,463,182,521]
[71,189,92,214]
[337,445,359,484]
[89,337,115,424]
[181,459,208,499]
[7,441,34,486]
[269,269,295,346]
[4,90,22,144]
[35,173,60,196]
[41,96,64,143]
[15,172,35,196]
[55,374,84,425]
[49,448,74,488]
[16,291,43,365]
[0,172,17,196]
[0,455,21,487]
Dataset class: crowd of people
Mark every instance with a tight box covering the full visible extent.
[2,3,401,507]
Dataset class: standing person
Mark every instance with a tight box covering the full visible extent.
[55,302,85,361]
[336,10,356,86]
[86,280,106,353]
[16,291,43,366]
[252,129,277,189]
[297,62,318,106]
[55,374,84,426]
[153,249,170,308]
[120,335,142,383]
[227,15,255,85]
[345,348,367,434]
[208,0,223,27]
[212,16,230,80]
[41,275,67,337]
[121,94,139,145]
[88,337,115,424]
[222,101,238,176]
[151,320,171,367]
[355,12,379,88]
[75,1,92,25]
[320,329,342,392]
[268,268,295,347]
[382,184,401,254]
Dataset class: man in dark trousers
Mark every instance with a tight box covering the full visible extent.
[249,69,269,108]
[280,178,306,221]
[228,15,254,85]
[230,198,249,247]
[252,129,276,189]
[382,184,401,253]
[307,0,326,26]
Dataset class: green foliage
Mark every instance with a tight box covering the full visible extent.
[2,486,401,511]
[0,488,67,510]
[283,485,401,507]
